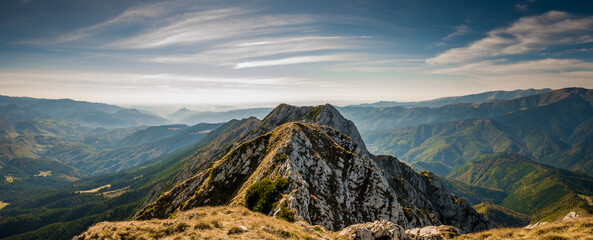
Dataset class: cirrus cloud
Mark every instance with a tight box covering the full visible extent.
[427,11,593,65]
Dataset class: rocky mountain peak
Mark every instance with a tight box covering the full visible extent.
[258,103,366,150]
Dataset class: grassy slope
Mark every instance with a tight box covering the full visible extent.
[455,214,593,240]
[76,206,340,240]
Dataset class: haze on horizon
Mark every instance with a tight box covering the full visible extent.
[1,0,593,107]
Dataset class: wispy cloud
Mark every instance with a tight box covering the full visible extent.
[433,58,593,75]
[427,11,593,65]
[19,1,171,44]
[15,1,397,72]
[328,58,425,72]
[108,8,314,49]
[515,3,528,12]
[234,55,353,69]
[443,24,469,40]
[145,36,364,65]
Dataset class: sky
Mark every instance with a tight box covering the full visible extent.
[1,0,593,109]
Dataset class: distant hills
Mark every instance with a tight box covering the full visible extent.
[167,107,272,125]
[0,95,168,128]
[349,88,551,108]
[44,123,222,175]
[365,118,569,175]
[349,88,593,175]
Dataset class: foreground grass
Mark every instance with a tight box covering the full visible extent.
[76,206,342,240]
[454,215,593,240]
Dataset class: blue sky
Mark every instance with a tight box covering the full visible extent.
[1,0,593,108]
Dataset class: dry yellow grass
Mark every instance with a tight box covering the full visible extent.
[35,170,52,177]
[102,186,130,198]
[0,201,8,210]
[454,215,593,240]
[76,184,111,194]
[77,206,345,240]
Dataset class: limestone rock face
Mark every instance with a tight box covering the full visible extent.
[174,122,411,230]
[374,155,493,233]
[135,104,491,233]
[339,220,407,240]
[256,103,366,150]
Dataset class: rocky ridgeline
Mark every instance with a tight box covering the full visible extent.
[135,104,492,233]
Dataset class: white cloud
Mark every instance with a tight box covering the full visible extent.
[427,11,593,65]
[433,58,593,75]
[234,55,352,69]
[145,36,362,64]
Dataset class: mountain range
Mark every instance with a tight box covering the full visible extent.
[349,88,552,108]
[352,88,593,175]
[167,107,272,125]
[1,88,593,240]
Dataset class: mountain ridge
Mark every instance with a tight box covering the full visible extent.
[135,104,491,232]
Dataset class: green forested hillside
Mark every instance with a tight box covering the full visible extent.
[473,203,531,227]
[448,153,593,222]
[47,122,222,175]
[359,88,593,175]
[0,118,254,240]
[0,157,85,202]
[366,119,568,174]
[540,143,593,174]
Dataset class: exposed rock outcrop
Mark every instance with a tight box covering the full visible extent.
[339,220,407,240]
[255,103,367,150]
[524,222,549,229]
[563,211,579,220]
[135,104,491,233]
[374,155,492,232]
[406,225,461,239]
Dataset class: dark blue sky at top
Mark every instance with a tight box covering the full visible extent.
[0,0,592,107]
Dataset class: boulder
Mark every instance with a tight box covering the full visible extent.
[406,225,461,239]
[339,220,407,240]
[563,211,579,220]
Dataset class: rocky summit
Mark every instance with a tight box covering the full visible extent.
[135,104,491,232]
